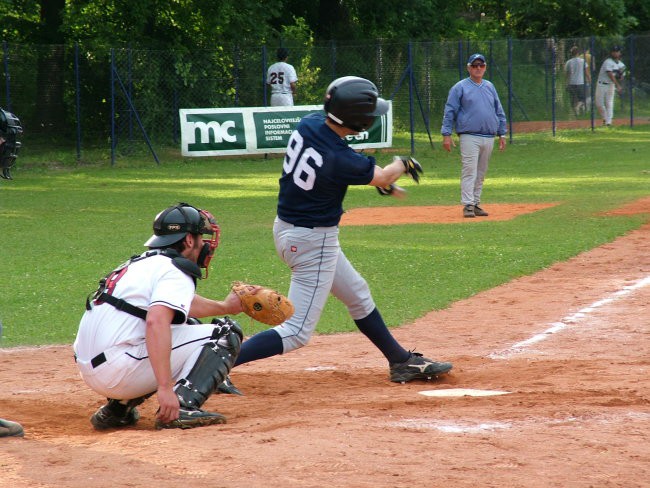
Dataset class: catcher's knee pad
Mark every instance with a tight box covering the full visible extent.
[174,318,242,409]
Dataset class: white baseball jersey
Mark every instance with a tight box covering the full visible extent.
[597,57,625,84]
[267,61,297,106]
[74,253,194,361]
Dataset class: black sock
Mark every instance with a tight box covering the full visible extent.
[354,308,409,364]
[234,328,284,366]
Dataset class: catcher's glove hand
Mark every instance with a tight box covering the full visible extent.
[231,281,294,326]
[396,156,423,183]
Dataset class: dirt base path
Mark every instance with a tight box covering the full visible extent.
[1,200,649,488]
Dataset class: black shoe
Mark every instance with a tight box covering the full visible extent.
[0,418,24,437]
[155,407,226,430]
[217,375,243,395]
[473,205,489,217]
[463,205,475,218]
[389,352,453,383]
[90,400,140,430]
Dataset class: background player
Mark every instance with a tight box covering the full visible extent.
[233,76,452,383]
[595,45,626,126]
[266,47,298,106]
[74,203,246,430]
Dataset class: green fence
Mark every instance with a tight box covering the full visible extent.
[2,35,649,160]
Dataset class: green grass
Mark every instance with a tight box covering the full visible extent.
[1,126,648,347]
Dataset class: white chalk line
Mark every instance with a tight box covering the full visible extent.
[389,411,650,434]
[488,275,650,360]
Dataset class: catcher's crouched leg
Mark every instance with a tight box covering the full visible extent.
[91,393,154,430]
[156,317,243,430]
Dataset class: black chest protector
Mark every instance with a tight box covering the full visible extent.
[85,249,201,324]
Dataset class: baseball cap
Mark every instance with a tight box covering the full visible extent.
[467,53,486,65]
[611,45,622,52]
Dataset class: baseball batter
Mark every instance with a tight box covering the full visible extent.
[266,47,297,106]
[233,76,452,383]
[74,203,246,430]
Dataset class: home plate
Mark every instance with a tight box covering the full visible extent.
[419,388,512,397]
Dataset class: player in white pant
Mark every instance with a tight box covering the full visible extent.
[595,46,625,126]
[74,203,247,430]
[232,76,452,384]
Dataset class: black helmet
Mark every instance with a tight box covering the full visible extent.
[324,76,389,132]
[144,202,215,248]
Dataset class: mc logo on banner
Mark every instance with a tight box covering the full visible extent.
[180,104,392,157]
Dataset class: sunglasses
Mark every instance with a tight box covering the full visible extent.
[470,63,486,68]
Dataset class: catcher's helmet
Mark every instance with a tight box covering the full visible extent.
[144,202,216,248]
[324,76,388,132]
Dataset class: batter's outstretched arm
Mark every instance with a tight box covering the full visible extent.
[369,157,409,188]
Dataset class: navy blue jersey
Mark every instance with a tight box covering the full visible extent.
[277,113,376,227]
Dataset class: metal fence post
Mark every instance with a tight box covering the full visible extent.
[262,45,268,106]
[3,41,10,109]
[74,43,82,160]
[551,38,557,136]
[589,36,596,131]
[110,48,116,166]
[628,34,635,127]
[507,37,513,140]
[330,40,337,80]
[408,42,415,154]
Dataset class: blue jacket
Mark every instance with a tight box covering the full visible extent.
[441,78,507,137]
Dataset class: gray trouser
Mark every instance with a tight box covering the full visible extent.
[272,217,376,352]
[459,134,494,206]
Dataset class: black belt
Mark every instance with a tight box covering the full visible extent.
[598,82,610,84]
[74,351,108,368]
[91,352,107,368]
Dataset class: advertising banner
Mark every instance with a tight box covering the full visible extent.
[180,104,392,157]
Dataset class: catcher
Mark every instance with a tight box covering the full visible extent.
[74,202,253,430]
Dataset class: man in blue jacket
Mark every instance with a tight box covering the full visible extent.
[441,53,507,218]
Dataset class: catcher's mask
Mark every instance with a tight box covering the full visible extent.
[144,202,220,279]
[324,76,388,132]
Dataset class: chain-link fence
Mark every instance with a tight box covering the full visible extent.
[3,35,649,161]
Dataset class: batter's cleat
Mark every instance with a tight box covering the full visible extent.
[217,375,243,395]
[473,205,489,217]
[463,205,475,218]
[0,418,24,437]
[155,407,226,430]
[389,352,453,383]
[90,400,140,430]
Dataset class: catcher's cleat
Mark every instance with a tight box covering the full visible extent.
[463,205,475,218]
[155,407,226,430]
[473,205,489,217]
[389,352,453,383]
[0,418,24,437]
[91,400,140,430]
[217,375,243,395]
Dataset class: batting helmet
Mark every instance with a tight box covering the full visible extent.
[324,76,388,132]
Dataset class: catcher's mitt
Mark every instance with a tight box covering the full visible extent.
[231,281,294,326]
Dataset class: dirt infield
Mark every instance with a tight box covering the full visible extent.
[1,199,649,488]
